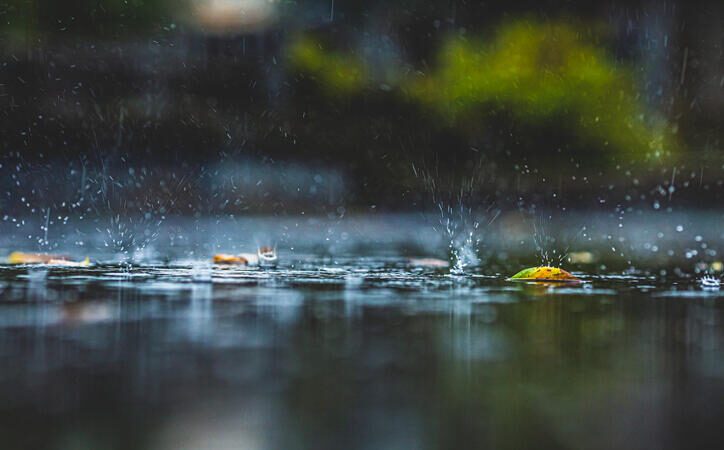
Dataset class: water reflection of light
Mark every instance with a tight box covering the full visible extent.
[26,268,49,301]
[60,302,113,326]
[187,282,214,342]
[153,399,274,450]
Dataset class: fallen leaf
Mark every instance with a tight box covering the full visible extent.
[213,254,249,265]
[508,266,580,282]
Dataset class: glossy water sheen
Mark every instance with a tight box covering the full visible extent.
[0,259,722,450]
[1,214,723,450]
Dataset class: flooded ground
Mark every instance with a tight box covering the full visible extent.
[1,214,723,449]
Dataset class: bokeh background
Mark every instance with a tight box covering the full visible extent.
[1,0,721,217]
[2,4,724,450]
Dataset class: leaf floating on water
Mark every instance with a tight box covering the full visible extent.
[47,257,91,267]
[214,247,278,267]
[212,254,250,265]
[8,252,53,264]
[7,252,91,267]
[508,266,580,282]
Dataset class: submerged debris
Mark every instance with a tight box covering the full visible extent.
[7,252,91,267]
[507,266,581,283]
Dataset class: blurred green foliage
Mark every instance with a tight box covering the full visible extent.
[288,36,368,94]
[289,20,678,162]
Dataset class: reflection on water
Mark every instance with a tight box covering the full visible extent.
[0,256,723,450]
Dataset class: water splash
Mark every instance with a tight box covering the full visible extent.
[532,215,586,267]
[414,163,499,275]
[699,275,721,290]
[444,205,479,275]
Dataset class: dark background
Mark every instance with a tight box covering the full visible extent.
[1,0,721,213]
